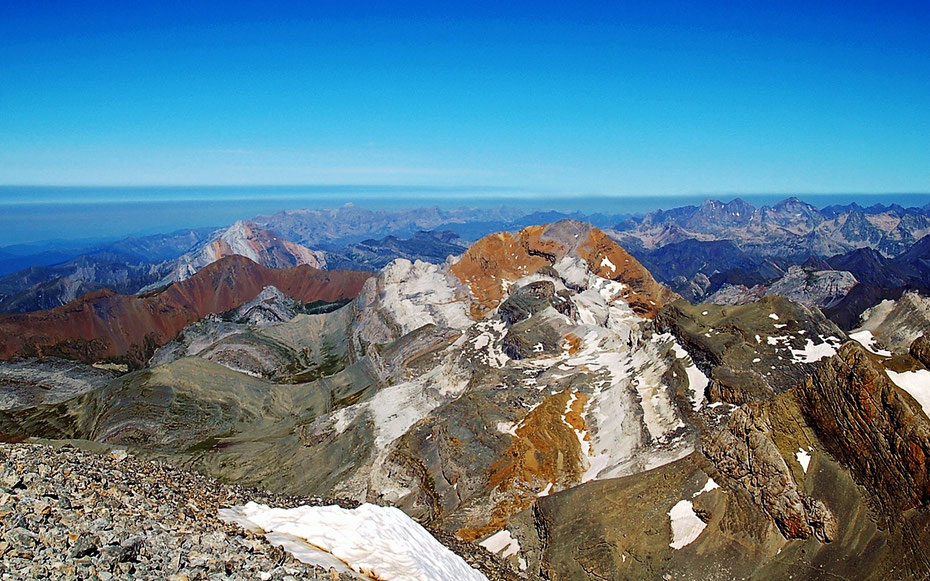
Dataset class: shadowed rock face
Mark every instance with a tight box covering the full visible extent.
[797,342,930,517]
[0,255,372,367]
[451,221,677,319]
[911,335,930,368]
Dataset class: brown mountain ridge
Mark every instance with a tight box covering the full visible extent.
[0,255,372,367]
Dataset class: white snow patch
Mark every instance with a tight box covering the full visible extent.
[480,529,521,559]
[568,342,693,481]
[473,334,490,350]
[849,330,892,357]
[671,342,708,410]
[600,256,617,273]
[796,448,811,473]
[369,372,467,449]
[496,422,518,436]
[769,313,780,320]
[472,320,510,368]
[536,482,553,497]
[693,477,719,497]
[790,339,837,363]
[887,369,930,418]
[220,502,487,581]
[668,500,706,549]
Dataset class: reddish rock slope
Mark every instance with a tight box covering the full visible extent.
[0,255,372,367]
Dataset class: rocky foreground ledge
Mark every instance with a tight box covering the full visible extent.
[0,442,516,581]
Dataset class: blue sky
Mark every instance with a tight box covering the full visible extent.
[1,1,928,195]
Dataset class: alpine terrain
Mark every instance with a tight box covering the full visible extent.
[2,216,930,579]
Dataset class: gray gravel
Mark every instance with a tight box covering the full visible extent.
[0,441,519,580]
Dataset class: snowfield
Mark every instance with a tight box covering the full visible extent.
[220,502,488,581]
[668,500,705,550]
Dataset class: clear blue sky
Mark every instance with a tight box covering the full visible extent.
[1,1,928,195]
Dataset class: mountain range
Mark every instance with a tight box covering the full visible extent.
[2,213,930,579]
[0,206,636,316]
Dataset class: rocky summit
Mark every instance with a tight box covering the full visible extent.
[0,441,513,581]
[2,218,930,579]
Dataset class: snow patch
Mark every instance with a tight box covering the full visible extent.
[849,330,892,357]
[671,342,708,410]
[886,369,930,418]
[796,448,811,473]
[471,320,510,368]
[693,477,719,497]
[496,421,517,436]
[379,259,472,335]
[600,256,617,273]
[668,500,706,550]
[219,502,487,581]
[480,530,521,559]
[790,338,838,363]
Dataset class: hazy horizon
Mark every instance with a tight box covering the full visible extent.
[2,186,930,248]
[3,2,928,244]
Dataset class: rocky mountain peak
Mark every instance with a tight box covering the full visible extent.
[231,285,300,326]
[694,198,756,226]
[208,220,326,271]
[450,221,677,319]
[138,221,328,293]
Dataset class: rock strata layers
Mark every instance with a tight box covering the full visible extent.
[797,342,930,517]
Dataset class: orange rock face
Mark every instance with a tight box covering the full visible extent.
[450,221,677,319]
[0,255,371,367]
[577,228,678,318]
[449,230,551,318]
[457,389,590,542]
